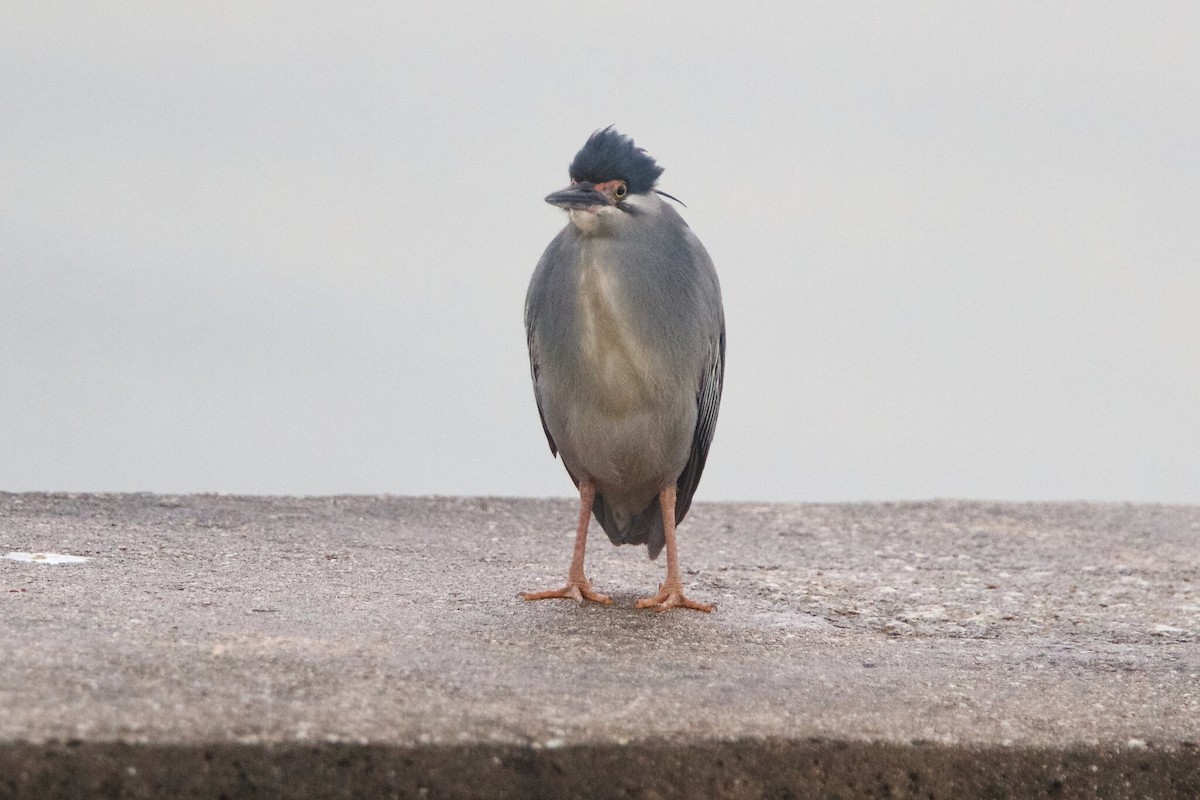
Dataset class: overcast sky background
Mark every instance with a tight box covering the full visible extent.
[2,3,1198,504]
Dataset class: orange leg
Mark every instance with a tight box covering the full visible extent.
[636,485,714,612]
[522,479,612,606]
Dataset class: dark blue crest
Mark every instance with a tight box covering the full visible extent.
[568,127,664,195]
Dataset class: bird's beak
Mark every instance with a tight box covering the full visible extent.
[545,182,612,210]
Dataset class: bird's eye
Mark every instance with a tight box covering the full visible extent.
[614,182,628,200]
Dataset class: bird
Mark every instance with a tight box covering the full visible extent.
[522,127,724,612]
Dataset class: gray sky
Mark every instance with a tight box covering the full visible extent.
[2,3,1198,503]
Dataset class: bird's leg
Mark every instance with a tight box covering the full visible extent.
[522,479,612,605]
[636,485,714,612]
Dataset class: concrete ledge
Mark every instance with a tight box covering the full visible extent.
[2,493,1198,798]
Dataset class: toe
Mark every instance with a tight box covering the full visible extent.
[637,588,713,613]
[580,587,613,605]
[522,580,611,606]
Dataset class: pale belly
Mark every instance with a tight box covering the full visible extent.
[554,393,695,498]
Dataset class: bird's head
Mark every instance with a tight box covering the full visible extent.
[546,127,680,233]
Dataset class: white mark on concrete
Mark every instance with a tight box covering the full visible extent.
[4,551,89,564]
[1151,624,1187,635]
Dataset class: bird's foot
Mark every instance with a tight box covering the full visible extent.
[522,578,612,606]
[636,583,714,613]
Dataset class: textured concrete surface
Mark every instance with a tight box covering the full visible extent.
[1,493,1198,798]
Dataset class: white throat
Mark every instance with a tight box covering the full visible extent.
[567,208,604,234]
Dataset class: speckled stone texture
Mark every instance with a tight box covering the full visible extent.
[1,493,1197,798]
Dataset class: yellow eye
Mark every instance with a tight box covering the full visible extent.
[614,182,628,200]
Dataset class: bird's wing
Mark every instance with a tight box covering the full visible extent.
[532,365,558,458]
[674,322,725,523]
[525,299,558,458]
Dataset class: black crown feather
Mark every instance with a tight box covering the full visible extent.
[568,126,664,195]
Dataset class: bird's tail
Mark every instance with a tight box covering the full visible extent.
[592,493,666,560]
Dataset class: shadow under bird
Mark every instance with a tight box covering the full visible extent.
[523,127,724,612]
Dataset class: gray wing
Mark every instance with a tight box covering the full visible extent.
[525,294,559,459]
[674,323,725,523]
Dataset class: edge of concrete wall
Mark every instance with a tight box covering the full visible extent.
[3,739,1199,800]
